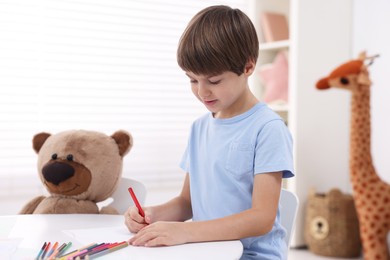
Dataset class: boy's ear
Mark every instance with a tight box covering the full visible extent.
[244,60,256,75]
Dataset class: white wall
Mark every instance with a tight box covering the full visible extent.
[353,0,390,183]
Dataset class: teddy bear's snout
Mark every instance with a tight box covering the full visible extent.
[42,162,75,185]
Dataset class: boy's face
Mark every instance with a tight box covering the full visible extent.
[185,62,255,119]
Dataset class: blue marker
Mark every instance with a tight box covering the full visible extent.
[35,242,46,260]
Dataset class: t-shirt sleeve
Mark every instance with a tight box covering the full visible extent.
[254,119,294,178]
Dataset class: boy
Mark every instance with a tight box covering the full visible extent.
[125,5,294,259]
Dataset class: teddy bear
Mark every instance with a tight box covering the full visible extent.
[19,129,132,214]
[304,188,361,257]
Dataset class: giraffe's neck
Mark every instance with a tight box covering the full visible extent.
[349,85,379,186]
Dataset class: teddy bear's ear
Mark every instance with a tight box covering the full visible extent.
[111,130,133,157]
[327,188,343,202]
[33,132,51,154]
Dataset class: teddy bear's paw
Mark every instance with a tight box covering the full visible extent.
[19,196,46,214]
[100,206,120,215]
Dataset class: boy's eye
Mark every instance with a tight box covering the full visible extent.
[190,80,197,84]
[209,80,221,85]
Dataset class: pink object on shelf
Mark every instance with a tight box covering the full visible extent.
[261,12,289,42]
[258,51,289,103]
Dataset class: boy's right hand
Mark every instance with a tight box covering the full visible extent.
[124,206,150,233]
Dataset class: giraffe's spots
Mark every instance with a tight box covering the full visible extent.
[369,178,379,184]
[358,200,366,208]
[354,188,364,194]
[362,226,368,234]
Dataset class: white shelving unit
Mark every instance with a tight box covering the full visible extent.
[249,0,353,247]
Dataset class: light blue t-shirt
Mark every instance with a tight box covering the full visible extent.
[180,103,294,260]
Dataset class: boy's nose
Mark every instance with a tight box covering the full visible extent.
[197,84,211,98]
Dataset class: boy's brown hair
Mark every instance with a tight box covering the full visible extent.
[177,5,259,76]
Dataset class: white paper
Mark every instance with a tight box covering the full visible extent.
[62,226,133,244]
[0,238,22,259]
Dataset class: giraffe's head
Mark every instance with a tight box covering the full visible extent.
[316,51,377,93]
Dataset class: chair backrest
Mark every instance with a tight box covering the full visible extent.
[109,177,147,214]
[279,188,299,247]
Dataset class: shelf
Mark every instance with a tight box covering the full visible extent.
[260,40,289,51]
[251,0,353,248]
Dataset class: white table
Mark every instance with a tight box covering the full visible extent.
[0,214,243,259]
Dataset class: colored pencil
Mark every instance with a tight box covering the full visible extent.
[58,249,78,260]
[78,243,98,251]
[59,242,99,260]
[35,242,46,260]
[67,249,88,259]
[78,243,117,259]
[87,241,128,259]
[128,187,145,217]
[86,243,111,254]
[84,243,101,251]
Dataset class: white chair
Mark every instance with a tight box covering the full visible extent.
[279,188,299,247]
[108,177,147,214]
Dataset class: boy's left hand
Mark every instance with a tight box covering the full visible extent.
[129,221,190,247]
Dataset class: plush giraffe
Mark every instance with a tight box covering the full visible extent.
[316,52,390,260]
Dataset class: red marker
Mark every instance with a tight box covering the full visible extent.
[128,187,145,217]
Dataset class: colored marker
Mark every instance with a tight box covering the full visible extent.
[128,187,145,217]
[46,241,58,258]
[47,242,67,260]
[56,243,68,254]
[35,242,46,260]
[40,241,51,259]
[57,242,72,257]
